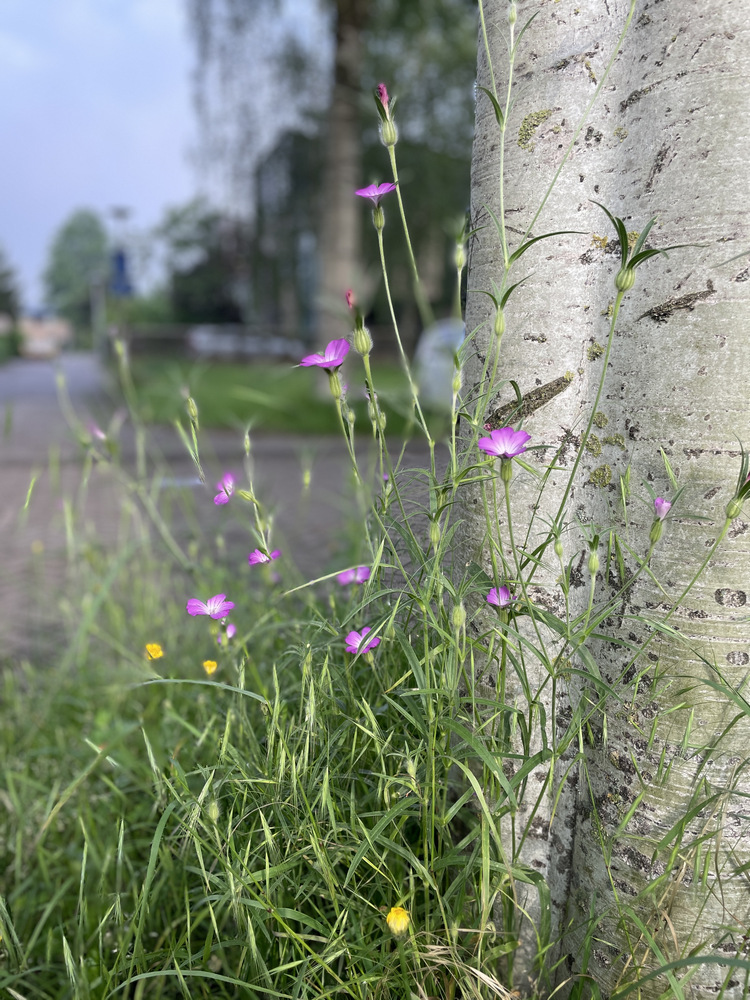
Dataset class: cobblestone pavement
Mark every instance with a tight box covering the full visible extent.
[0,353,434,660]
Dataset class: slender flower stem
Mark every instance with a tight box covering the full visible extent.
[387,146,433,330]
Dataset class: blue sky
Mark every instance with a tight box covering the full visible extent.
[0,0,196,308]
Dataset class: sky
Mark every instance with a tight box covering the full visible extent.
[0,0,197,309]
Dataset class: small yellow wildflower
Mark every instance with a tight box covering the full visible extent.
[386,906,410,937]
[145,643,164,660]
[203,660,218,676]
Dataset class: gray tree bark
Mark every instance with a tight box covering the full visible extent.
[462,1,750,996]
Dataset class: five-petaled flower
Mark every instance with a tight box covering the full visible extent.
[354,182,397,207]
[299,338,350,371]
[213,473,235,506]
[478,427,531,460]
[186,594,235,619]
[145,642,164,660]
[386,906,410,936]
[654,497,671,520]
[337,566,371,586]
[203,660,218,676]
[248,548,281,566]
[345,626,380,655]
[487,585,515,608]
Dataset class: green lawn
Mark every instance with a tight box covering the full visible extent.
[127,356,446,436]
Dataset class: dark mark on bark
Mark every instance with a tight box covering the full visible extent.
[638,280,715,323]
[486,373,574,429]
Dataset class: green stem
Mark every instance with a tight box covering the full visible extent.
[387,145,433,330]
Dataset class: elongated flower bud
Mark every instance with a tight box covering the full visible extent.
[615,266,636,292]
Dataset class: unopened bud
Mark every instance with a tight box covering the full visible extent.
[452,603,466,629]
[207,800,220,824]
[406,758,417,779]
[429,519,441,550]
[328,371,343,400]
[494,308,506,338]
[452,369,463,395]
[554,537,564,559]
[508,2,517,25]
[615,266,636,292]
[353,322,373,356]
[726,497,742,521]
[187,396,199,425]
[455,242,465,271]
[588,551,600,575]
[237,489,256,504]
[373,205,385,231]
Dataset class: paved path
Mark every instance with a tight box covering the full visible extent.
[0,353,433,660]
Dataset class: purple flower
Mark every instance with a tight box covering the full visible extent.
[299,338,350,370]
[337,566,371,586]
[478,427,531,460]
[355,182,397,207]
[654,497,671,521]
[86,420,107,441]
[213,473,235,506]
[345,626,381,655]
[186,594,235,619]
[248,548,281,566]
[487,586,515,608]
[217,622,237,645]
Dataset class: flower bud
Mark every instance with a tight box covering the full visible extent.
[454,241,465,271]
[187,396,199,426]
[353,322,373,356]
[452,602,466,629]
[554,537,564,559]
[494,308,506,339]
[726,497,743,521]
[452,369,463,396]
[615,266,636,292]
[588,551,600,575]
[429,519,442,550]
[508,2,517,25]
[207,800,220,824]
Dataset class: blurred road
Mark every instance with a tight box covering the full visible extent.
[0,353,432,660]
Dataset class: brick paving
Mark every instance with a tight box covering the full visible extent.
[0,353,433,661]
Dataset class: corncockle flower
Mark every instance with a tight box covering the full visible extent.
[654,497,671,520]
[217,622,237,645]
[355,182,397,207]
[213,473,235,506]
[487,586,515,608]
[299,338,350,371]
[377,82,390,110]
[478,427,531,460]
[248,548,281,566]
[186,594,235,619]
[345,626,380,655]
[337,566,371,585]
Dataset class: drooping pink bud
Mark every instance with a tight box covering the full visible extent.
[345,288,355,310]
[377,82,389,110]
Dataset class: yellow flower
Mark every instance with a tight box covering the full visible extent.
[145,643,164,660]
[203,660,218,676]
[386,906,410,937]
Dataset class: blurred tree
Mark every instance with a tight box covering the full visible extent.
[0,245,20,318]
[157,198,248,323]
[185,0,476,346]
[43,209,108,329]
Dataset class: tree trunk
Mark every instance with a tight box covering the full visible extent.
[462,1,750,996]
[316,0,369,348]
